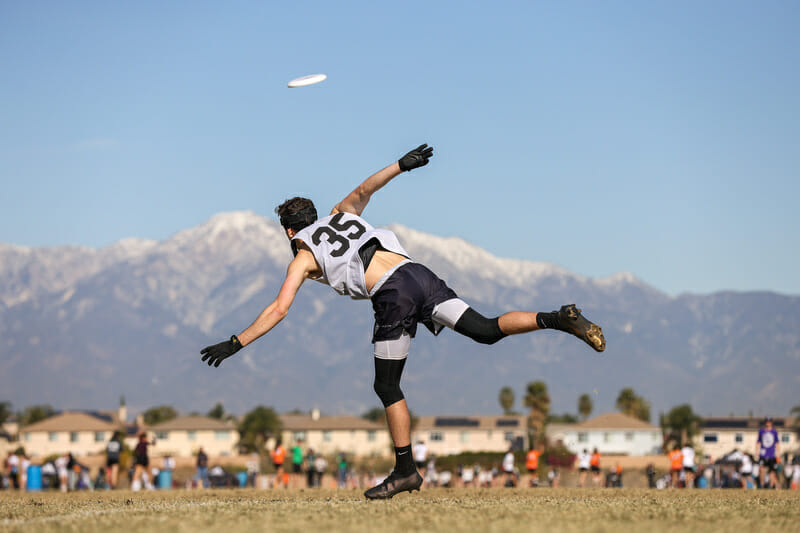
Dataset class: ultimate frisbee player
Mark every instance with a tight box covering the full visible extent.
[200,143,606,499]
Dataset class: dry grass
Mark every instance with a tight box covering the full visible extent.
[1,488,798,532]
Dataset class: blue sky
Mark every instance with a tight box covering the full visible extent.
[1,1,798,296]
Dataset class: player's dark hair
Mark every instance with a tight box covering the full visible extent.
[275,197,318,231]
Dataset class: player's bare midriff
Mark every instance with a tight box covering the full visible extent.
[365,249,407,292]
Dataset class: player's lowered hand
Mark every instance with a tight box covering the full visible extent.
[398,143,434,171]
[200,335,243,368]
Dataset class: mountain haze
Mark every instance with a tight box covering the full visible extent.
[1,212,798,418]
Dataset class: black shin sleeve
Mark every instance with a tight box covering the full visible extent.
[453,307,507,345]
[373,357,406,408]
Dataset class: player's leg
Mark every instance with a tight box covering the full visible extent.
[364,336,424,500]
[432,299,605,352]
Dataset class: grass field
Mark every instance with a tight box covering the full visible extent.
[2,488,799,532]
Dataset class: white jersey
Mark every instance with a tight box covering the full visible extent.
[681,446,695,468]
[292,212,409,299]
[578,452,591,469]
[502,452,515,473]
[413,442,428,463]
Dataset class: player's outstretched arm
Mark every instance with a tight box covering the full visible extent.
[332,143,433,216]
[200,250,317,367]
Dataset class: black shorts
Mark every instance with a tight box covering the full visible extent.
[579,467,588,472]
[760,457,777,472]
[527,468,538,474]
[415,461,427,470]
[591,466,600,473]
[683,466,694,473]
[106,458,119,468]
[293,463,302,474]
[274,463,284,471]
[135,457,149,468]
[370,263,458,342]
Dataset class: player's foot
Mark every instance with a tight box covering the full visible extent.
[364,470,423,500]
[557,304,605,352]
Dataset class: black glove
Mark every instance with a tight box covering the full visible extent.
[398,143,433,172]
[200,335,243,368]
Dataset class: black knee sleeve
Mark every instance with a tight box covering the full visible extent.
[373,357,406,408]
[454,307,507,345]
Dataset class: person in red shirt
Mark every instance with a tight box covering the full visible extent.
[590,448,602,487]
[668,444,683,488]
[525,446,542,487]
[271,440,287,488]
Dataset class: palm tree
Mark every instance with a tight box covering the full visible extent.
[524,381,551,445]
[499,386,515,415]
[578,394,593,420]
[791,405,800,435]
[615,387,651,422]
[662,404,702,447]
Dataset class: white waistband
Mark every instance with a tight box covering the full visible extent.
[368,259,413,298]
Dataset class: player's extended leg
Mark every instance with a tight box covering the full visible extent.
[364,339,424,500]
[433,299,605,352]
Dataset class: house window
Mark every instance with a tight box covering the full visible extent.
[70,432,79,443]
[293,431,306,442]
[487,430,493,440]
[430,431,443,442]
[577,432,588,443]
[323,431,332,442]
[703,433,718,443]
[367,431,376,442]
[49,432,58,442]
[735,433,743,443]
[24,433,31,442]
[603,433,611,443]
[781,433,790,443]
[155,432,168,440]
[504,432,514,442]
[187,431,197,441]
[95,432,105,442]
[215,431,229,441]
[625,432,634,442]
[460,431,470,443]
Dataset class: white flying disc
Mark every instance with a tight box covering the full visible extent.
[287,74,327,88]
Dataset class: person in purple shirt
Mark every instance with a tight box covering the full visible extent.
[755,417,780,489]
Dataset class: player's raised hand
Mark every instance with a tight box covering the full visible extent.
[398,143,434,172]
[200,335,242,368]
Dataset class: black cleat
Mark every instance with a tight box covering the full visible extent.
[557,304,606,352]
[364,470,423,500]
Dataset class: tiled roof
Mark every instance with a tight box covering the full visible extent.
[571,412,658,431]
[280,414,386,431]
[21,412,121,433]
[415,414,527,431]
[146,416,236,431]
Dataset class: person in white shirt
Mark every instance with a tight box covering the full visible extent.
[740,453,753,488]
[19,454,30,492]
[502,448,516,487]
[577,449,591,488]
[6,453,20,490]
[54,454,68,492]
[681,444,696,488]
[413,441,429,477]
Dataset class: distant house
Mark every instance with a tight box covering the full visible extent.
[146,416,238,457]
[554,412,662,456]
[696,416,798,460]
[19,411,124,458]
[412,415,528,456]
[278,410,392,458]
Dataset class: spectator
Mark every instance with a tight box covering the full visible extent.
[756,417,780,489]
[577,449,591,488]
[305,448,317,488]
[291,442,304,488]
[271,439,287,488]
[19,453,30,492]
[526,445,541,487]
[681,443,696,488]
[313,454,328,488]
[54,454,68,492]
[337,453,348,488]
[7,452,19,490]
[548,467,560,487]
[413,440,429,478]
[668,444,683,488]
[590,448,601,487]
[646,463,656,488]
[740,453,754,488]
[246,452,260,488]
[106,431,123,489]
[502,446,516,487]
[131,433,155,491]
[196,447,209,489]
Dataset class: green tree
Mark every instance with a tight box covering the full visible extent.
[524,381,551,445]
[18,404,55,426]
[546,413,578,424]
[361,407,386,423]
[142,405,178,426]
[499,386,515,415]
[578,393,593,420]
[662,404,702,447]
[0,401,12,425]
[237,405,282,454]
[207,402,225,420]
[615,387,651,422]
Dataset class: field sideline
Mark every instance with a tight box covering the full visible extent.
[2,488,799,532]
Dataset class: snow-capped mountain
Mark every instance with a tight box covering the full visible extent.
[1,212,798,419]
